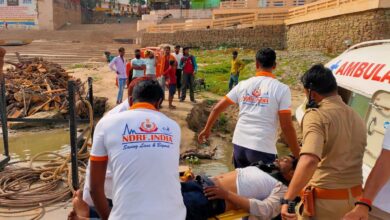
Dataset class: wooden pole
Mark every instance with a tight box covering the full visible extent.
[0,47,9,158]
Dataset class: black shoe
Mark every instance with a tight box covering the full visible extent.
[191,100,197,103]
[179,99,184,102]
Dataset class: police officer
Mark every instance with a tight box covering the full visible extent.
[280,64,367,220]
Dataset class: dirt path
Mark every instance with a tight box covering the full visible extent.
[71,65,202,154]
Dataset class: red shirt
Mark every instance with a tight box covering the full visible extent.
[182,56,195,74]
[126,62,132,78]
[163,66,177,85]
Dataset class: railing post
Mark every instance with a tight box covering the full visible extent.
[87,77,94,139]
[0,72,9,158]
[68,80,79,190]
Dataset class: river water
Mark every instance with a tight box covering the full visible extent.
[0,128,234,176]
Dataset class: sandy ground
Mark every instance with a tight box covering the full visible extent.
[71,64,202,155]
[0,23,306,218]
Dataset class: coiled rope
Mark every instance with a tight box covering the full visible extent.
[0,92,94,220]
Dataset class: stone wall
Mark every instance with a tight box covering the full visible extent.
[141,25,286,49]
[52,0,82,30]
[286,9,390,54]
[141,8,390,53]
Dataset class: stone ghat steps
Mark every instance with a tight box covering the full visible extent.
[3,41,137,67]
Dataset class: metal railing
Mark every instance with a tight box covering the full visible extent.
[0,76,95,190]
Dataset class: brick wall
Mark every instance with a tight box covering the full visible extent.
[286,9,390,54]
[141,25,286,49]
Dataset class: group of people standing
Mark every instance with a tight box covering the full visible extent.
[108,45,198,108]
[66,46,390,220]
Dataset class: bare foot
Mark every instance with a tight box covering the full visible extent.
[169,105,176,109]
[69,190,89,220]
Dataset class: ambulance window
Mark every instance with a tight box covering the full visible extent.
[338,87,352,104]
[349,93,370,119]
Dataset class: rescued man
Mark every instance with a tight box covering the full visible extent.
[280,64,367,220]
[343,128,390,220]
[88,79,186,220]
[71,155,298,220]
[198,48,300,168]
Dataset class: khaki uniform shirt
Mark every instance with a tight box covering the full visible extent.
[301,95,367,189]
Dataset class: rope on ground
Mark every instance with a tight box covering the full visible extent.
[0,83,94,219]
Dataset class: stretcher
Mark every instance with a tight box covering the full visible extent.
[208,209,249,220]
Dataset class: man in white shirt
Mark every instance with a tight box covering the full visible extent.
[131,49,146,79]
[172,45,183,99]
[109,47,127,105]
[143,50,156,78]
[343,127,390,220]
[78,77,152,214]
[89,79,186,220]
[198,48,300,168]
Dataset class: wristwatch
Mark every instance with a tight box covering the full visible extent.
[280,198,295,205]
[280,198,297,214]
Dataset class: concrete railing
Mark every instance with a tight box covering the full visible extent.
[289,0,370,18]
[146,11,287,33]
[286,0,390,24]
[220,0,247,9]
[145,0,389,33]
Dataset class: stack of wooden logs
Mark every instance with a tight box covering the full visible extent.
[4,57,85,119]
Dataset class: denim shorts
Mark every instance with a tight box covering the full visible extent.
[169,84,177,96]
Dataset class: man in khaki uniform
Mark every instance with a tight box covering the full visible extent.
[280,64,367,220]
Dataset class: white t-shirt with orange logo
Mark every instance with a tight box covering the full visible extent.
[226,74,291,154]
[90,104,186,220]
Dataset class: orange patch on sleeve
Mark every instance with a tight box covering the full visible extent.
[224,96,235,104]
[278,109,292,114]
[90,155,108,161]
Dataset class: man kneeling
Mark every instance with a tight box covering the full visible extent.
[70,155,297,220]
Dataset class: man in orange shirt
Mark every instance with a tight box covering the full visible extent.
[158,46,176,107]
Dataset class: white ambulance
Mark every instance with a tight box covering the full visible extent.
[296,39,390,192]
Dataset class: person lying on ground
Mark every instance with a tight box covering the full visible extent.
[69,155,297,220]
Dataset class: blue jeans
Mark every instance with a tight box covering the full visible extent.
[228,73,239,91]
[117,78,126,104]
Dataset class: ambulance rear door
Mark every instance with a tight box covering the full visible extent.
[363,91,390,183]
